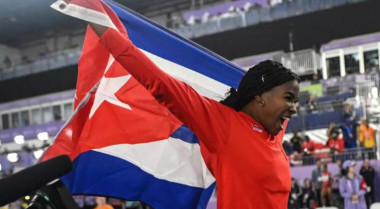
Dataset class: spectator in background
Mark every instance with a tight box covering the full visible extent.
[311,73,320,84]
[73,196,85,208]
[283,140,293,155]
[3,56,11,68]
[302,135,315,152]
[301,178,316,208]
[288,178,302,209]
[339,161,367,209]
[83,196,97,209]
[95,197,114,209]
[108,198,124,209]
[327,127,345,162]
[320,164,333,206]
[312,158,323,206]
[327,122,336,139]
[290,130,303,154]
[306,95,316,113]
[343,103,356,124]
[360,159,375,208]
[342,117,357,150]
[165,12,174,28]
[358,119,376,159]
[332,159,344,209]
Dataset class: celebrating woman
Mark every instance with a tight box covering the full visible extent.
[90,23,300,209]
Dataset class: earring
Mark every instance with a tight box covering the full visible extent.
[259,101,265,106]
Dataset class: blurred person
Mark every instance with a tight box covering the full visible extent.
[327,122,336,139]
[342,118,357,150]
[73,195,85,208]
[108,198,124,209]
[311,73,320,84]
[283,140,294,155]
[288,178,302,209]
[84,196,97,209]
[320,163,333,206]
[89,22,300,209]
[339,160,367,209]
[290,130,303,153]
[327,127,345,162]
[3,56,11,68]
[301,178,316,208]
[359,159,375,208]
[343,104,356,123]
[95,197,113,209]
[306,94,316,113]
[302,135,315,152]
[312,158,323,206]
[327,127,344,151]
[358,119,376,159]
[332,159,344,209]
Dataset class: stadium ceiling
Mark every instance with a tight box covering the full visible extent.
[0,0,196,47]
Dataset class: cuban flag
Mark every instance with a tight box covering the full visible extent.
[40,0,245,209]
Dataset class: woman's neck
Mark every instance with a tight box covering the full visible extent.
[348,172,355,179]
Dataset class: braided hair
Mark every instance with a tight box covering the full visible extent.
[220,60,300,111]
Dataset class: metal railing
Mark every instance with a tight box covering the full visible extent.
[277,49,322,76]
[290,147,377,166]
[174,0,369,38]
[0,48,81,81]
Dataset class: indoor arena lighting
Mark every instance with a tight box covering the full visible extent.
[7,153,19,163]
[37,132,49,141]
[33,149,44,159]
[14,135,25,144]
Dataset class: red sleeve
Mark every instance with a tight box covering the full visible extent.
[326,139,332,148]
[338,138,345,152]
[99,28,233,153]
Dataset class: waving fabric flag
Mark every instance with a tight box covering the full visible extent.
[41,0,245,209]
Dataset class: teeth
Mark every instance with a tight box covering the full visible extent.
[282,117,290,121]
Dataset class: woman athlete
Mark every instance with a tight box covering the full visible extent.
[90,23,300,209]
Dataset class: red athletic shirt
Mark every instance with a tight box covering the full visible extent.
[99,28,291,209]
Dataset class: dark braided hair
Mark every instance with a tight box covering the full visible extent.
[220,60,300,111]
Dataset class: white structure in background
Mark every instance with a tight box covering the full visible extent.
[321,31,380,79]
[232,49,321,76]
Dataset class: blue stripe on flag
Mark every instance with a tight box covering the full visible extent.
[62,150,215,209]
[171,125,200,144]
[104,0,245,88]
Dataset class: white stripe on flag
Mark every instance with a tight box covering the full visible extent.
[51,0,117,29]
[140,49,230,100]
[93,137,215,188]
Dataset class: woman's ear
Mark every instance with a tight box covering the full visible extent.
[254,95,265,106]
[254,95,263,103]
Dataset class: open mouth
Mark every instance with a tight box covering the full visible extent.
[280,116,291,125]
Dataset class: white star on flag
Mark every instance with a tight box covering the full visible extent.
[89,56,132,118]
